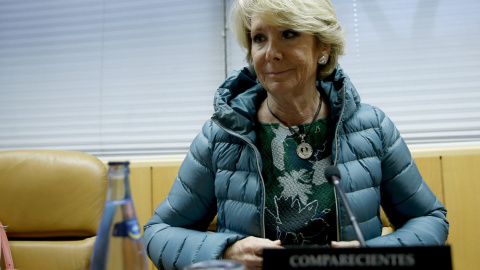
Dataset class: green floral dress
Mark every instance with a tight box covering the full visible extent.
[256,117,337,246]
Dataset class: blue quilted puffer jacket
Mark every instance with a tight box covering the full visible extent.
[143,65,449,270]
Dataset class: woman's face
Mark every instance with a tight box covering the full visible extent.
[250,15,324,97]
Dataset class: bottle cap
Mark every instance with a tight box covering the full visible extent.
[108,161,130,166]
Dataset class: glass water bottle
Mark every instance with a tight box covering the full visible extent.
[91,161,148,270]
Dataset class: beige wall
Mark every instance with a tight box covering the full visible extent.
[124,146,480,270]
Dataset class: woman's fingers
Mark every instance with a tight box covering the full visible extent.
[224,237,284,270]
[254,239,282,256]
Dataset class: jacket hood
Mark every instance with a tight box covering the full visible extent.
[212,65,361,136]
[320,65,361,122]
[212,67,265,138]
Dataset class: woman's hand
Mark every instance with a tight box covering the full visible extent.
[223,236,283,270]
[331,240,361,248]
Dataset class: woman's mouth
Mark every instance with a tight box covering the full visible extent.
[266,69,291,76]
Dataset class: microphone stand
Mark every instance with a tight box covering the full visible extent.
[326,165,367,247]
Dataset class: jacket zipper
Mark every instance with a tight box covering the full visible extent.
[332,85,347,242]
[211,117,267,238]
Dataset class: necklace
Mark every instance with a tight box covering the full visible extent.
[266,95,323,159]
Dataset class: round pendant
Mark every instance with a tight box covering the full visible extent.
[296,142,313,159]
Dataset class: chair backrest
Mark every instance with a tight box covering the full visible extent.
[0,150,107,238]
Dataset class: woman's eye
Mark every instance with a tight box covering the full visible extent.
[252,34,265,44]
[282,30,299,39]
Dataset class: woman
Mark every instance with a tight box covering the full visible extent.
[143,0,449,269]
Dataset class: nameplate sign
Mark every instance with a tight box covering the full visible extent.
[263,246,451,270]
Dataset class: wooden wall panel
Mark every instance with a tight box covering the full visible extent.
[130,167,153,230]
[442,155,480,270]
[414,156,444,203]
[152,165,180,210]
[129,167,154,270]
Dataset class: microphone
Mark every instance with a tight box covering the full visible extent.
[324,165,367,247]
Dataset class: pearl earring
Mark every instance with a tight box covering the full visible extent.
[318,56,326,65]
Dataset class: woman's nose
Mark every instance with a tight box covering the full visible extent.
[265,40,282,61]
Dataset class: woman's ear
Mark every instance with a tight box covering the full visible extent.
[321,43,332,62]
[315,38,331,63]
[316,41,332,80]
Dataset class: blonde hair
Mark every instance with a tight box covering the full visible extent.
[230,0,345,80]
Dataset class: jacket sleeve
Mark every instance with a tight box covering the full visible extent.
[366,109,449,247]
[143,120,245,270]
